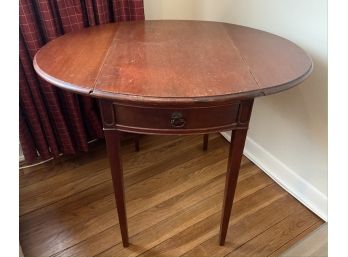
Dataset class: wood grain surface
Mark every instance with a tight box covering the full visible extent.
[19,134,322,257]
[34,20,312,105]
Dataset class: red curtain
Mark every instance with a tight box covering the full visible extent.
[19,0,144,163]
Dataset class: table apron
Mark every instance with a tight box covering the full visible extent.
[99,99,254,135]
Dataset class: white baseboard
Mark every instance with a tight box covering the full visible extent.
[220,131,328,221]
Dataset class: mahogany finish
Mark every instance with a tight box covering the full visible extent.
[104,130,129,247]
[34,20,312,105]
[34,23,117,95]
[102,101,247,134]
[33,20,312,247]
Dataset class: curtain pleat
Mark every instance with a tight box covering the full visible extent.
[19,0,145,163]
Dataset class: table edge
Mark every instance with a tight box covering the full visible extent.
[33,55,93,95]
[34,53,312,105]
[32,21,314,106]
[89,61,312,106]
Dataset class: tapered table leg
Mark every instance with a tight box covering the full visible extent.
[219,129,248,245]
[104,130,129,247]
[203,134,209,151]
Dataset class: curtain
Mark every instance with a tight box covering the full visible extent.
[19,0,144,163]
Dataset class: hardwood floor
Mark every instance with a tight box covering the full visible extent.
[280,223,327,257]
[19,134,323,257]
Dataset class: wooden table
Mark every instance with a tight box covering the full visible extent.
[33,20,312,247]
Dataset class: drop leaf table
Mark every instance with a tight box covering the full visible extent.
[34,20,312,247]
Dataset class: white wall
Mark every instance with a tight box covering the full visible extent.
[145,0,328,220]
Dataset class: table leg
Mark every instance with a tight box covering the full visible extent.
[203,134,209,151]
[219,129,248,245]
[104,130,129,247]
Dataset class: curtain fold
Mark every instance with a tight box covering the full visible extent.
[19,0,145,163]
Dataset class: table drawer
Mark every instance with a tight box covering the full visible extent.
[99,100,253,134]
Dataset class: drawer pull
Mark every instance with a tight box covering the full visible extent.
[170,112,186,128]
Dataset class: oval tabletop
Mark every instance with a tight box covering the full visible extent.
[34,20,312,105]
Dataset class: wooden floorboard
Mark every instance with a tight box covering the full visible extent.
[270,221,324,257]
[278,222,327,257]
[19,134,323,257]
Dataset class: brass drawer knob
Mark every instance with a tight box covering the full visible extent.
[170,112,186,128]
